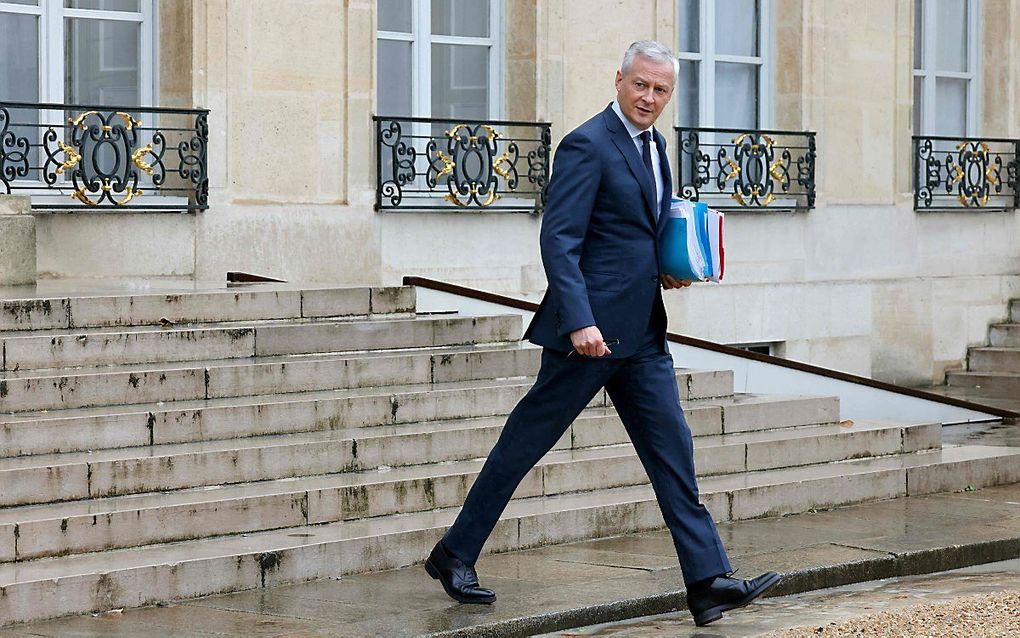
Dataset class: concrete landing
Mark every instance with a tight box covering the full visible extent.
[3,484,1017,637]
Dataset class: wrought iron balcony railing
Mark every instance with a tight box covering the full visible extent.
[913,136,1019,211]
[374,115,550,213]
[675,127,816,211]
[0,101,208,211]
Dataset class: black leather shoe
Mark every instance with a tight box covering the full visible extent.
[424,542,496,604]
[687,571,781,626]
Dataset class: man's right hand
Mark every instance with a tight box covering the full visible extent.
[570,326,612,357]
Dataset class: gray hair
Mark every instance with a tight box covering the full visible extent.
[621,40,679,80]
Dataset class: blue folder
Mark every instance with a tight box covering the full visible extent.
[660,216,704,281]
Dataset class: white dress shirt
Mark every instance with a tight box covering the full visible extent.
[611,99,663,214]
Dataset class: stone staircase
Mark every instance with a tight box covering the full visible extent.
[946,299,1020,400]
[0,284,1018,627]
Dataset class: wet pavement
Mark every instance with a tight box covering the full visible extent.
[942,419,1020,447]
[540,559,1020,637]
[1,483,1018,637]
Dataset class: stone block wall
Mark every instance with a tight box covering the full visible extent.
[23,0,1020,384]
[0,196,36,286]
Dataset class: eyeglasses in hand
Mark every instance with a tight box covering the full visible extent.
[566,339,621,359]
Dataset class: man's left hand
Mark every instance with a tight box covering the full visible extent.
[661,275,693,289]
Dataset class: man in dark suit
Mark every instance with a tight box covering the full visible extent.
[425,41,780,627]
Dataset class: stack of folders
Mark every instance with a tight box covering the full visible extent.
[659,198,725,282]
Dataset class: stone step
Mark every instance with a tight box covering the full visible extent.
[0,444,1016,626]
[711,393,840,433]
[0,314,522,372]
[0,369,744,458]
[0,343,544,412]
[969,347,1020,374]
[989,323,1020,347]
[0,286,416,332]
[0,391,844,508]
[0,420,938,562]
[946,369,1020,398]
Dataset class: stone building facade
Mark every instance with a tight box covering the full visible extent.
[1,0,1019,385]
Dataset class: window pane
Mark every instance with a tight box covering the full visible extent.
[0,11,40,174]
[913,0,923,69]
[377,39,412,116]
[378,0,411,33]
[2,1,40,5]
[677,60,698,127]
[64,17,141,105]
[678,0,699,52]
[431,43,489,119]
[432,0,488,37]
[715,0,758,57]
[935,77,967,136]
[913,75,923,132]
[935,0,967,72]
[715,62,758,128]
[1,11,39,101]
[66,0,140,11]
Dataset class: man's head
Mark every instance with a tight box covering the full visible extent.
[615,40,678,130]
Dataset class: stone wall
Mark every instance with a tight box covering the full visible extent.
[188,0,381,283]
[25,0,1020,384]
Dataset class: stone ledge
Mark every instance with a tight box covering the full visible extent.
[425,495,1020,637]
[429,539,1020,638]
[0,194,30,216]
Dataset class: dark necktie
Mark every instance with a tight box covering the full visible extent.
[639,130,656,195]
[640,130,658,215]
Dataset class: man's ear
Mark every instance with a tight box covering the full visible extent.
[615,70,623,91]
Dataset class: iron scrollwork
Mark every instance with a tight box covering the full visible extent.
[675,126,816,211]
[914,136,1019,211]
[374,115,551,213]
[0,101,209,211]
[0,108,31,192]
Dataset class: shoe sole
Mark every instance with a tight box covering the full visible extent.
[692,572,782,627]
[424,558,496,605]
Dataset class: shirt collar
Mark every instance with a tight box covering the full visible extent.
[611,100,654,141]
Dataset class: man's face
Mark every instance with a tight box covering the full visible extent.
[614,55,675,130]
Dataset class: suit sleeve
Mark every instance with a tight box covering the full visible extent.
[539,130,601,336]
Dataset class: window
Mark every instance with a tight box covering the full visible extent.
[1,1,156,194]
[0,0,155,106]
[376,0,503,120]
[676,0,773,129]
[913,0,980,136]
[729,342,781,357]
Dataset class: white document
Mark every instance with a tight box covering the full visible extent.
[669,198,695,219]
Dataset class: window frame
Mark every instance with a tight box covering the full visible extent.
[913,0,981,137]
[0,0,156,106]
[676,0,773,129]
[376,0,504,120]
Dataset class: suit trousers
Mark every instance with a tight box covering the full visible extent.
[442,324,733,585]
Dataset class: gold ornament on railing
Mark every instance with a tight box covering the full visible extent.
[54,141,81,175]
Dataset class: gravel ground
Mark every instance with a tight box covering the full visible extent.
[764,590,1020,638]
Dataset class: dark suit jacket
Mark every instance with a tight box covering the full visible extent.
[524,103,672,358]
